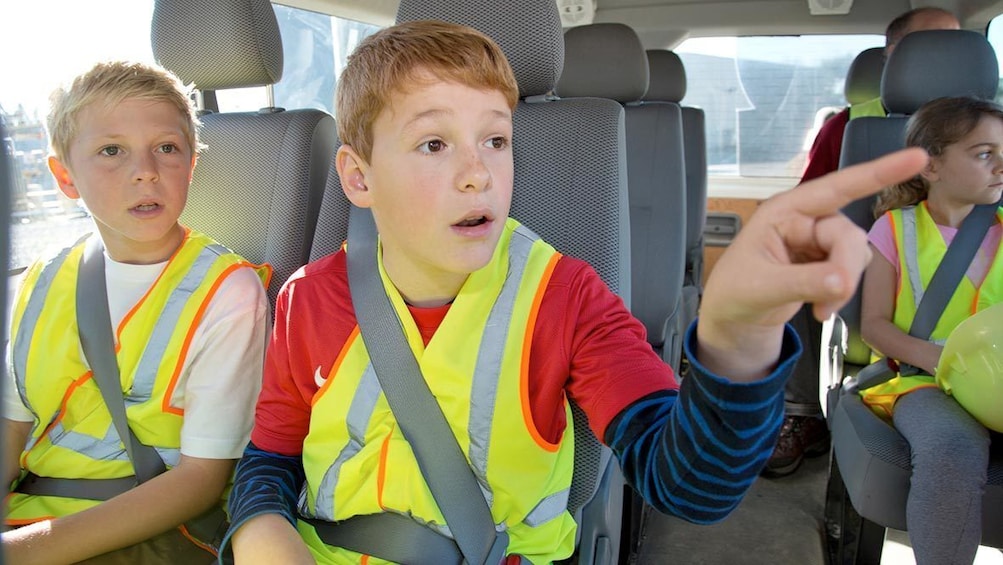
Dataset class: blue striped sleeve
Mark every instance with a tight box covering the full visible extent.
[604,321,800,524]
[219,443,305,557]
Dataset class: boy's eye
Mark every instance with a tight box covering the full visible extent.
[420,139,445,153]
[99,146,121,157]
[158,143,179,154]
[486,136,509,150]
[977,151,993,160]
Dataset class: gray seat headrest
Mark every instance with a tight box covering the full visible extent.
[152,0,283,92]
[882,29,999,115]
[844,47,884,106]
[643,49,686,103]
[556,23,648,103]
[396,0,563,98]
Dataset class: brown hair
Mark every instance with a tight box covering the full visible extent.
[47,60,201,161]
[875,96,1003,217]
[335,20,519,161]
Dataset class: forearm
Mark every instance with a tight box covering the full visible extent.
[695,317,785,382]
[607,323,796,523]
[862,318,942,375]
[232,514,314,564]
[2,455,232,565]
[225,443,309,562]
[3,419,31,490]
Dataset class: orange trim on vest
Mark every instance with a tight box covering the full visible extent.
[116,229,191,343]
[377,424,394,510]
[312,326,360,406]
[521,252,562,453]
[161,261,248,415]
[22,371,95,468]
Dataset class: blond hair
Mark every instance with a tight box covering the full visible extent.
[875,96,1003,217]
[47,60,201,161]
[336,20,519,161]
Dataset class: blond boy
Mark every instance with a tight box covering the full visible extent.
[2,61,269,564]
[226,21,927,564]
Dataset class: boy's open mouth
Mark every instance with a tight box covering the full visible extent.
[132,203,160,212]
[454,216,488,227]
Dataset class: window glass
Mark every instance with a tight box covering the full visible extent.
[216,5,380,113]
[985,14,1003,102]
[271,4,381,114]
[677,34,883,177]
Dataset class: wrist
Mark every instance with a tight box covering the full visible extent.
[695,318,784,382]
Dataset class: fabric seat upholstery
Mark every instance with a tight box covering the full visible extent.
[557,24,687,372]
[152,0,336,309]
[844,47,885,106]
[644,49,707,360]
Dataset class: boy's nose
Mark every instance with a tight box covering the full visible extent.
[459,149,490,192]
[133,153,160,183]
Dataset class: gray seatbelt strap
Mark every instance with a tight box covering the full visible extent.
[909,202,999,339]
[76,235,167,482]
[303,513,462,565]
[855,202,999,390]
[15,473,136,501]
[343,207,507,565]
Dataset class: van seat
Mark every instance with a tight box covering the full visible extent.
[844,47,884,106]
[644,49,707,358]
[558,23,686,372]
[152,0,337,309]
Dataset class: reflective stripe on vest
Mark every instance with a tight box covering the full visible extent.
[7,230,269,523]
[861,204,1003,417]
[299,218,578,564]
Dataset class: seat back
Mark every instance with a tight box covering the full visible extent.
[826,28,1003,556]
[557,23,686,371]
[310,1,630,562]
[152,0,337,309]
[844,47,884,107]
[644,49,706,354]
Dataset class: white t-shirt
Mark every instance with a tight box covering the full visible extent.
[4,251,269,460]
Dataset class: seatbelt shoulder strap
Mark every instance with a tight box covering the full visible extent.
[76,235,167,482]
[344,207,506,565]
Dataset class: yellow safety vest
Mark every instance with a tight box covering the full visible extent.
[861,204,1003,418]
[848,97,887,120]
[297,219,578,564]
[6,229,270,524]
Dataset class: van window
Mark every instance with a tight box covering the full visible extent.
[676,35,883,178]
[217,4,381,113]
[984,14,1003,102]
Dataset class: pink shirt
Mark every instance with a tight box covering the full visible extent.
[868,210,1002,287]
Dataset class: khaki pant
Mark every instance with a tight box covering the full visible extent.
[75,528,218,565]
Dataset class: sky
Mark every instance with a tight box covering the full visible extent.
[1,1,156,118]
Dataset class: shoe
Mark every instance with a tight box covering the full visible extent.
[761,415,830,478]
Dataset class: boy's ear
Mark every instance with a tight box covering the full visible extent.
[189,154,198,183]
[920,156,941,183]
[48,156,80,199]
[336,145,373,208]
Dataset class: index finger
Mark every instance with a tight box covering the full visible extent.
[776,147,929,217]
